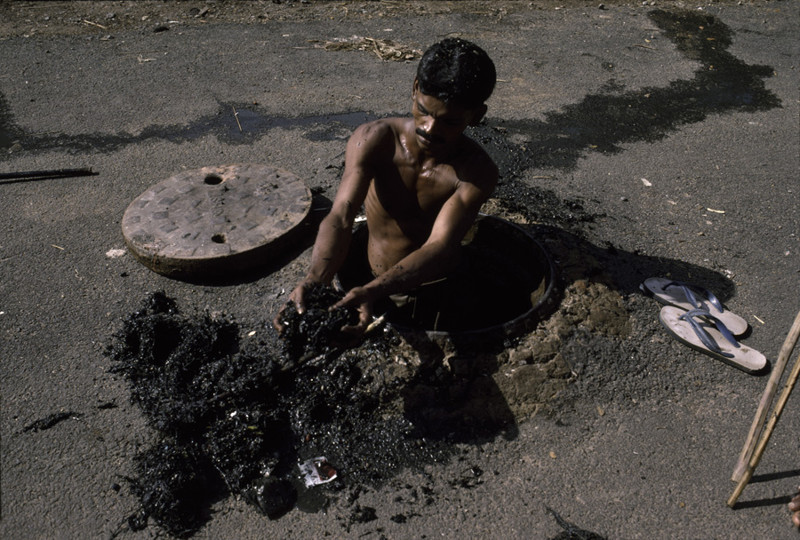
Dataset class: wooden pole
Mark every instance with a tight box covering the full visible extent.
[728,350,800,507]
[731,310,800,482]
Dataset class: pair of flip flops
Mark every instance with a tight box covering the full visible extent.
[642,277,767,373]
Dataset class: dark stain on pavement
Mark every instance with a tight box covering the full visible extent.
[1,10,780,181]
[0,106,376,156]
[0,92,22,151]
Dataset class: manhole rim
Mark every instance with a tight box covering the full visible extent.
[389,214,558,339]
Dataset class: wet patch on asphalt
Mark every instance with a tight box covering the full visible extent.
[0,105,377,157]
[21,411,82,433]
[0,92,22,152]
[471,9,781,175]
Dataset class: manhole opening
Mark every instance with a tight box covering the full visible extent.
[336,215,556,336]
[204,173,224,185]
[211,233,226,244]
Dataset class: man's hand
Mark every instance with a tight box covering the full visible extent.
[332,285,374,337]
[272,279,318,332]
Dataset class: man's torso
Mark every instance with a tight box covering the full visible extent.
[361,117,486,275]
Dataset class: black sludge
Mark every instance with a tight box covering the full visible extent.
[107,288,457,537]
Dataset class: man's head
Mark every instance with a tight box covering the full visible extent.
[416,38,496,110]
[412,39,496,151]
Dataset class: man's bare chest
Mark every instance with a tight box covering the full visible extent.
[376,160,457,213]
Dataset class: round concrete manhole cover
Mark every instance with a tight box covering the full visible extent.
[122,164,312,279]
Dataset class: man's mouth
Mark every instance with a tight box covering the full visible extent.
[416,129,443,145]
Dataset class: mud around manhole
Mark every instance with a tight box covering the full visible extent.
[121,164,312,280]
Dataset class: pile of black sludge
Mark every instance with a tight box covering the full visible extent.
[107,288,453,537]
[276,282,360,361]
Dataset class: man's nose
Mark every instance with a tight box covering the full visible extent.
[422,117,439,135]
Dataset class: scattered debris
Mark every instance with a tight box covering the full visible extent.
[340,504,378,532]
[232,105,242,132]
[127,440,220,536]
[276,283,359,362]
[105,248,126,258]
[298,456,338,487]
[312,36,422,61]
[546,506,607,540]
[0,167,96,182]
[22,411,81,433]
[449,466,484,489]
[242,477,296,519]
[82,19,107,30]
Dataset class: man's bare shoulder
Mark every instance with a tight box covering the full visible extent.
[347,118,406,163]
[351,117,406,144]
[458,135,499,187]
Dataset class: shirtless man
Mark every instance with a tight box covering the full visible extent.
[275,38,498,334]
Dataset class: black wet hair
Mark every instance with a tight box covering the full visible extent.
[416,38,497,109]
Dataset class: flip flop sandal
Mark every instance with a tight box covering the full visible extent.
[659,306,767,373]
[642,277,749,336]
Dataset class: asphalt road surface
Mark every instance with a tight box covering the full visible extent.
[1,1,798,539]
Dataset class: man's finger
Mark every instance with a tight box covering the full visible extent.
[272,302,293,333]
[293,292,306,314]
[272,315,284,333]
[330,293,354,311]
[340,323,367,335]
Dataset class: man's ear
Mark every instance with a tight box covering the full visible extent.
[468,104,488,126]
[412,78,419,98]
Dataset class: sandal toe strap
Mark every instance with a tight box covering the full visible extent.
[667,280,724,312]
[679,308,739,358]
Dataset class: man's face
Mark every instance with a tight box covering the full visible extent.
[411,80,484,153]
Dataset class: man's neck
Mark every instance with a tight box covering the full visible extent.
[405,121,465,164]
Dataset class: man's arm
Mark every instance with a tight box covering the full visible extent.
[278,121,392,316]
